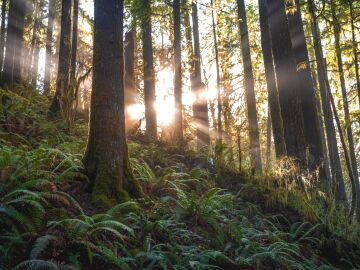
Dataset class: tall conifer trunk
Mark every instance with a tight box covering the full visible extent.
[287,0,325,176]
[173,0,183,143]
[2,0,27,87]
[266,0,306,162]
[192,2,210,148]
[141,0,157,140]
[0,0,7,70]
[43,0,55,94]
[258,0,286,158]
[83,0,143,206]
[237,0,262,173]
[49,0,72,115]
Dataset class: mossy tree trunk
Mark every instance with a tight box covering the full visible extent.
[0,0,7,71]
[83,0,143,207]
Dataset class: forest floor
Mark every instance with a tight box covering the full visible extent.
[1,86,360,270]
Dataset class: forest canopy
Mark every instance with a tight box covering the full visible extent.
[0,0,360,269]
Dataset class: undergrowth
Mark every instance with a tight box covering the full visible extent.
[1,87,360,269]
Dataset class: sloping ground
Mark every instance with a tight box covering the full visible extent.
[1,87,360,270]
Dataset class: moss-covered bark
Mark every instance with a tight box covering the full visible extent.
[83,0,143,208]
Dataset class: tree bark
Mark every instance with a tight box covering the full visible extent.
[141,0,157,140]
[308,0,346,202]
[237,0,262,173]
[173,0,183,143]
[1,0,27,87]
[192,2,210,148]
[349,0,360,108]
[70,0,78,83]
[266,0,307,163]
[211,0,222,141]
[43,0,56,94]
[258,0,286,158]
[124,30,137,132]
[83,0,143,206]
[0,0,7,71]
[49,0,72,115]
[330,1,359,212]
[287,0,325,176]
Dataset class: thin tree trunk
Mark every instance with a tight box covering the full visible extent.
[31,46,39,87]
[43,0,55,94]
[124,30,137,132]
[192,2,210,148]
[237,0,262,173]
[266,108,272,170]
[0,0,7,70]
[258,0,286,158]
[308,0,346,202]
[266,0,306,163]
[173,0,183,143]
[70,0,78,83]
[330,1,359,214]
[211,0,222,141]
[1,0,27,87]
[141,0,157,140]
[49,0,72,115]
[287,0,325,177]
[349,0,360,108]
[83,0,143,205]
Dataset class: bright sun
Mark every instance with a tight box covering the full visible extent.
[127,67,198,128]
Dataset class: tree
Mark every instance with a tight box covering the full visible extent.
[141,0,157,140]
[266,0,306,162]
[258,0,286,158]
[1,0,27,87]
[70,0,78,84]
[191,1,210,148]
[0,0,7,70]
[83,0,143,206]
[173,0,183,143]
[43,0,56,94]
[287,0,325,175]
[330,0,359,209]
[124,29,137,132]
[49,0,72,115]
[349,0,360,107]
[308,0,346,202]
[237,0,262,173]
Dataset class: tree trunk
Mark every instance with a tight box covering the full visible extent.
[70,0,78,83]
[124,30,137,132]
[287,0,325,176]
[141,0,157,140]
[211,0,222,141]
[349,0,360,108]
[237,0,262,173]
[192,2,210,148]
[31,46,40,87]
[49,0,72,116]
[0,0,7,70]
[266,0,306,163]
[43,0,55,94]
[173,0,183,143]
[308,0,346,202]
[330,1,359,212]
[1,0,27,87]
[266,108,272,170]
[83,0,143,207]
[258,0,286,158]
